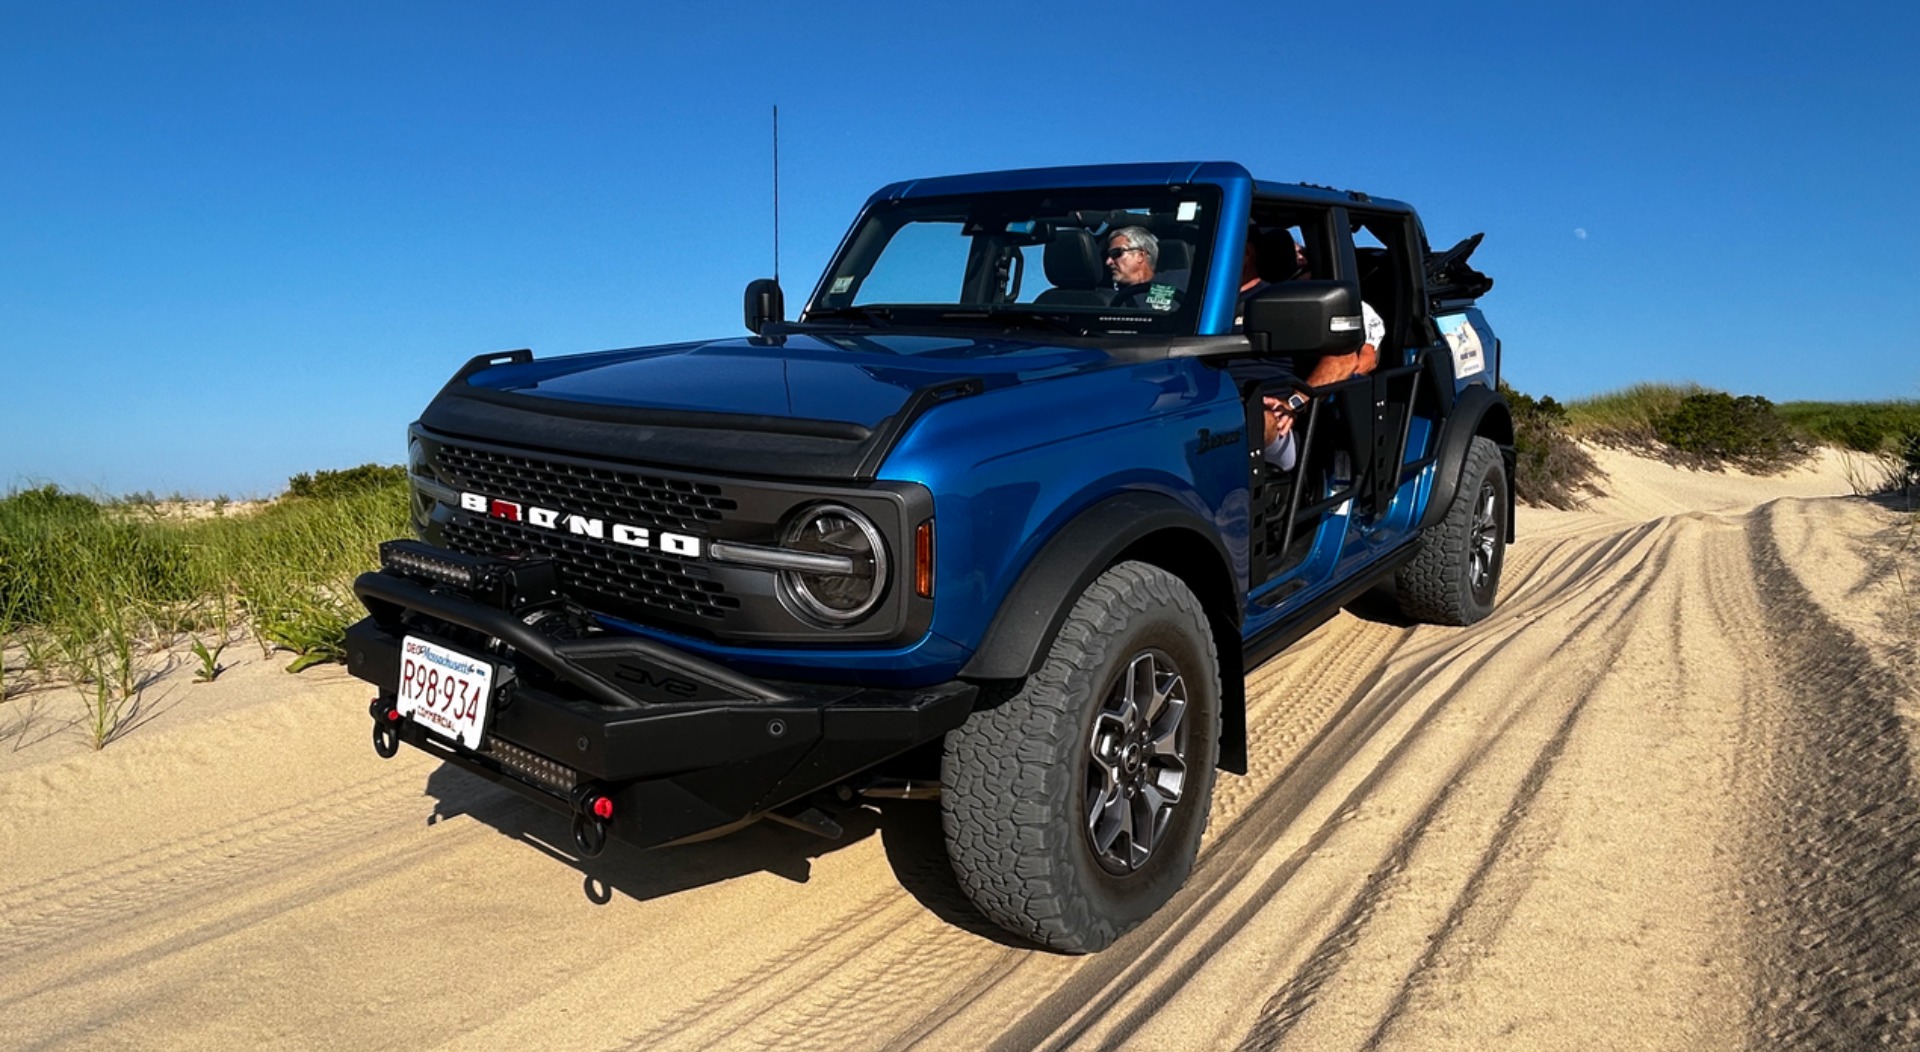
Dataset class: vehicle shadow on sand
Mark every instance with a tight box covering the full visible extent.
[419,763,1035,946]
[420,763,880,905]
[869,798,1040,950]
[1342,580,1420,628]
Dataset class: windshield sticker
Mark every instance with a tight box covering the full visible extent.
[1438,314,1486,377]
[1177,201,1199,221]
[830,276,855,294]
[1146,283,1176,311]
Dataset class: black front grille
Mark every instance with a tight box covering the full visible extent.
[437,443,737,532]
[433,442,746,626]
[445,515,741,623]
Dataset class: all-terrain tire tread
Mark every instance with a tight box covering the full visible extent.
[941,562,1220,953]
[1396,435,1504,625]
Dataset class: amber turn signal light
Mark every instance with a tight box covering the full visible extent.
[914,520,934,599]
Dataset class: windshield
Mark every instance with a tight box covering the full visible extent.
[805,185,1220,335]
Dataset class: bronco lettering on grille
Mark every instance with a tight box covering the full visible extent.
[458,491,703,559]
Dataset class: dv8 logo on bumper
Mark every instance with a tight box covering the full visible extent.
[459,491,704,558]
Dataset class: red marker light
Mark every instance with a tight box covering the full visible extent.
[591,796,615,820]
[385,709,400,722]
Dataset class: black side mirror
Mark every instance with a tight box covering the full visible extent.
[1243,280,1365,357]
[743,278,785,335]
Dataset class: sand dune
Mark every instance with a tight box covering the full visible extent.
[2,448,1914,1050]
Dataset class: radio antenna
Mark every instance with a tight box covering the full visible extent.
[772,104,781,282]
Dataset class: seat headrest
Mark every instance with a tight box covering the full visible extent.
[1252,228,1301,282]
[1043,228,1104,290]
[1157,239,1192,273]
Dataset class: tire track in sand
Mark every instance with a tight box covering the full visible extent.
[0,764,440,962]
[1338,513,1762,1050]
[1744,500,1920,1047]
[1224,511,1772,1052]
[1205,523,1678,1050]
[608,885,921,1050]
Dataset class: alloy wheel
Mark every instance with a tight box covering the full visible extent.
[1085,650,1189,874]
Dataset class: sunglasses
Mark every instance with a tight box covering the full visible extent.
[1105,247,1143,260]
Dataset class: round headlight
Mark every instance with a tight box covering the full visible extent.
[778,503,888,624]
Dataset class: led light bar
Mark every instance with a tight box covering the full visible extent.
[380,541,481,588]
[482,738,579,792]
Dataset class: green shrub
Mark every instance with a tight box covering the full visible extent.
[4,483,105,521]
[1562,383,1704,445]
[1501,381,1600,509]
[1892,431,1920,497]
[1652,391,1804,472]
[1829,417,1886,453]
[1776,401,1920,453]
[286,463,407,500]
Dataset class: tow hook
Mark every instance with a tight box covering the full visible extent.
[570,787,616,859]
[369,696,401,759]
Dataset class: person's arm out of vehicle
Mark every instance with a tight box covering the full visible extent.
[1271,301,1383,439]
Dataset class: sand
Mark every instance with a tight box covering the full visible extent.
[2,444,1915,1051]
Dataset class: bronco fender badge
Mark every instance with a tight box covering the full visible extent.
[459,492,703,558]
[1196,428,1242,454]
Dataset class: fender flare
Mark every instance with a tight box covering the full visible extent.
[960,491,1237,682]
[1418,384,1515,535]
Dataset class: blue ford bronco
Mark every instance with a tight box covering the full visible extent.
[346,161,1508,952]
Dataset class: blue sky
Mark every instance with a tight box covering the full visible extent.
[4,1,1916,496]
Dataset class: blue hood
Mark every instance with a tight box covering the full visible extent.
[418,331,1140,480]
[461,332,1120,430]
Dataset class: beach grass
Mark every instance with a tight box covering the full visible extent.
[1561,383,1707,444]
[0,472,407,742]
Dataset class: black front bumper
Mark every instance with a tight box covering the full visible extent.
[346,555,976,850]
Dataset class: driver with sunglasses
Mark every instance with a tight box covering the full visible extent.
[1105,226,1186,311]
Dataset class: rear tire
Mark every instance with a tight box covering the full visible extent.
[941,562,1221,953]
[1396,435,1508,625]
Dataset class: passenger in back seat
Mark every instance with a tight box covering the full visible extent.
[1238,226,1384,468]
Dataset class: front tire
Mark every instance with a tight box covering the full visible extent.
[941,562,1221,953]
[1396,435,1508,625]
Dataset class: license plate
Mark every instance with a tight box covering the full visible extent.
[397,636,495,750]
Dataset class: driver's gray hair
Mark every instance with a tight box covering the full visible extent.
[1111,226,1159,268]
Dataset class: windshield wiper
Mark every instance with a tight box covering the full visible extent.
[805,305,895,328]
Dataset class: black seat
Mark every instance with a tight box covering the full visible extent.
[1252,227,1303,282]
[1034,229,1111,306]
[1355,247,1389,289]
